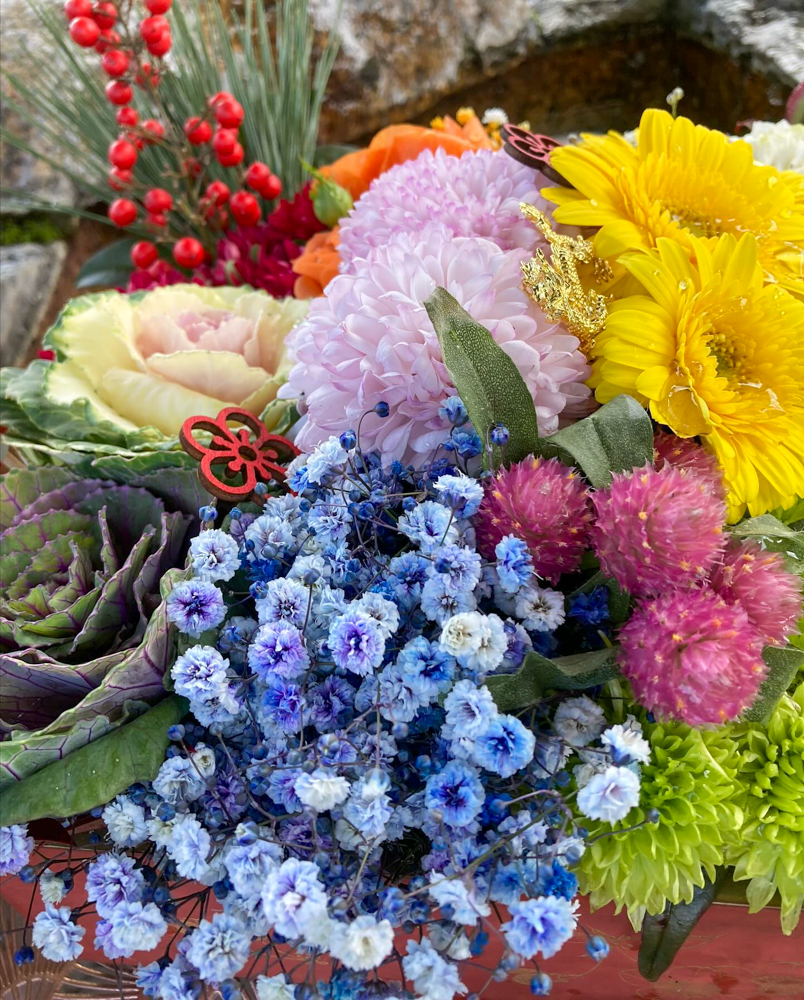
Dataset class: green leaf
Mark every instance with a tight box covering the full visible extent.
[742,645,804,723]
[424,287,541,467]
[638,869,727,981]
[0,695,187,825]
[75,239,136,290]
[487,647,619,712]
[536,394,654,488]
[314,143,359,167]
[729,514,804,572]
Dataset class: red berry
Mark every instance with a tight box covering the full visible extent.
[146,30,171,56]
[131,240,158,268]
[144,187,172,213]
[64,0,92,18]
[215,209,230,230]
[173,237,205,269]
[144,0,171,11]
[261,173,282,200]
[205,180,230,205]
[69,15,100,45]
[108,166,133,190]
[184,116,212,145]
[211,128,237,158]
[92,1,117,28]
[207,91,234,108]
[108,137,137,169]
[230,190,261,226]
[214,98,244,130]
[139,14,167,41]
[245,161,271,191]
[105,79,132,105]
[141,118,164,142]
[108,197,137,227]
[116,106,138,127]
[146,212,168,228]
[93,27,119,51]
[101,48,129,76]
[182,157,202,178]
[216,142,244,168]
[37,349,57,362]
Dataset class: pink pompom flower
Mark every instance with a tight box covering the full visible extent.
[711,539,802,645]
[280,225,592,466]
[592,463,726,597]
[618,588,766,725]
[653,428,725,498]
[475,456,593,584]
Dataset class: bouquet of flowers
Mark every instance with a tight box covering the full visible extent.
[1,1,804,995]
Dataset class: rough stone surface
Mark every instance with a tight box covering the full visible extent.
[0,242,67,366]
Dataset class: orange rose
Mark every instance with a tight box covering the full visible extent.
[293,113,494,297]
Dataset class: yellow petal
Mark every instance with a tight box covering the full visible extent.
[144,351,268,403]
[46,360,140,431]
[47,294,142,390]
[635,365,673,401]
[98,368,227,436]
[619,252,681,315]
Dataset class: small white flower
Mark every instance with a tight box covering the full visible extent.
[146,817,175,849]
[102,798,148,847]
[665,86,684,107]
[189,529,240,582]
[355,592,400,639]
[428,875,490,925]
[440,611,484,658]
[306,436,348,485]
[39,868,66,905]
[462,612,507,673]
[739,119,804,173]
[192,743,217,777]
[553,695,606,748]
[601,716,651,765]
[295,768,350,811]
[515,585,565,631]
[328,914,394,971]
[573,757,608,790]
[482,107,508,126]
[301,905,337,950]
[577,765,641,823]
[255,974,296,1000]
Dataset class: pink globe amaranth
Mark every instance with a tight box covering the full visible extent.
[618,588,766,725]
[591,463,726,598]
[279,224,592,466]
[475,456,593,584]
[653,428,725,498]
[711,538,802,645]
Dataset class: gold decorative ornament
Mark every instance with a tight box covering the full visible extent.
[519,202,611,356]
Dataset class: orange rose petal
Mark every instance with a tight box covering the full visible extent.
[293,274,324,299]
[460,114,495,149]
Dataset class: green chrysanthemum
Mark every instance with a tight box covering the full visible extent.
[729,683,804,935]
[575,718,742,929]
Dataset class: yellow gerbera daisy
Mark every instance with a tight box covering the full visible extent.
[591,232,804,520]
[544,108,804,298]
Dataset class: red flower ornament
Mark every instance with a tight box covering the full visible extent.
[500,125,567,185]
[179,406,299,501]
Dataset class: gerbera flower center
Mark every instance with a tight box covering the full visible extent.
[660,200,723,240]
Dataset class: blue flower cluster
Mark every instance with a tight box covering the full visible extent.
[1,417,638,999]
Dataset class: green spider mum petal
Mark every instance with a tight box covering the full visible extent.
[575,718,742,930]
[729,682,804,935]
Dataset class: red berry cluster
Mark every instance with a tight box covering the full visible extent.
[64,2,283,274]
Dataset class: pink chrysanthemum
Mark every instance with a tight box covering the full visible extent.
[338,147,547,271]
[711,539,802,645]
[475,456,593,584]
[618,588,766,725]
[653,428,725,498]
[591,463,726,597]
[280,225,592,465]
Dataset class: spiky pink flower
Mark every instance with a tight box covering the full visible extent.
[475,456,593,584]
[591,463,726,597]
[653,429,725,498]
[711,539,802,645]
[618,588,766,725]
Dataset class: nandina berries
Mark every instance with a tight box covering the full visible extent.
[101,48,129,76]
[64,0,92,18]
[108,166,132,190]
[205,180,230,205]
[146,30,171,56]
[94,27,120,52]
[173,237,204,269]
[139,14,168,42]
[144,0,171,12]
[184,117,212,145]
[108,137,137,168]
[245,162,281,199]
[211,128,237,158]
[141,119,165,142]
[213,98,244,129]
[108,198,137,227]
[230,190,261,226]
[116,106,138,127]
[130,240,158,268]
[69,15,100,46]
[92,2,117,29]
[105,79,132,105]
[143,188,172,213]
